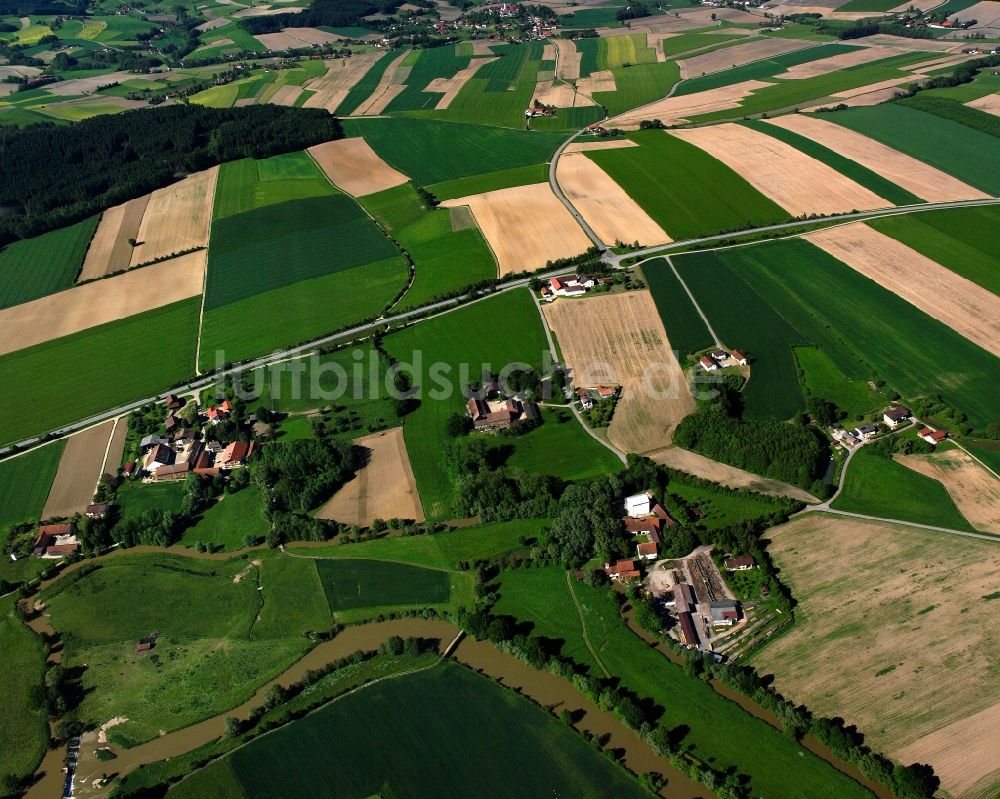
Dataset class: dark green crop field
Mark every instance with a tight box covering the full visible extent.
[0,439,64,530]
[642,258,714,358]
[334,48,400,116]
[171,663,651,799]
[0,216,99,309]
[386,45,471,112]
[586,131,789,240]
[314,558,451,612]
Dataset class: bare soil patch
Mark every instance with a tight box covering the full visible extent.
[78,195,150,281]
[102,416,129,476]
[806,223,1000,353]
[302,52,383,112]
[608,80,774,128]
[308,137,409,197]
[542,291,694,453]
[669,124,889,215]
[316,427,424,525]
[556,153,671,246]
[46,71,134,96]
[563,139,639,153]
[851,33,960,51]
[552,38,581,80]
[130,167,218,266]
[255,27,341,50]
[780,45,895,78]
[754,513,1000,798]
[42,420,116,518]
[470,39,495,56]
[647,446,818,501]
[352,49,410,115]
[427,56,498,109]
[231,5,303,16]
[646,32,676,62]
[948,0,1000,27]
[767,114,986,202]
[575,69,615,96]
[267,83,302,106]
[0,251,206,357]
[966,92,1000,117]
[440,183,591,275]
[677,37,814,79]
[533,79,596,107]
[896,448,1000,534]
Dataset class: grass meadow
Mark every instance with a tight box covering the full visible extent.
[0,596,48,789]
[586,131,788,240]
[595,62,681,117]
[314,558,452,614]
[0,298,200,445]
[384,289,550,518]
[0,215,99,309]
[177,486,270,551]
[0,440,64,530]
[642,258,715,358]
[898,93,1000,139]
[172,663,651,799]
[832,446,975,531]
[117,480,186,518]
[427,163,548,201]
[794,346,890,418]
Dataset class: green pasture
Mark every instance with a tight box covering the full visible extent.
[340,117,565,185]
[178,486,269,551]
[384,289,550,518]
[963,440,1000,476]
[171,663,650,799]
[190,82,239,108]
[212,151,336,220]
[0,215,99,309]
[641,258,715,358]
[586,130,788,240]
[0,440,64,531]
[667,480,792,529]
[746,119,921,205]
[428,163,548,200]
[674,248,808,420]
[0,596,48,789]
[832,446,975,531]
[794,346,890,418]
[0,298,199,446]
[594,62,681,116]
[823,104,1000,195]
[117,481,186,519]
[899,93,1000,139]
[314,558,453,617]
[867,207,1000,297]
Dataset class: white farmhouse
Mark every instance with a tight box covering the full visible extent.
[625,491,653,518]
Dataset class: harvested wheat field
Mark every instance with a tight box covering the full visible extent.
[428,57,498,109]
[130,167,218,266]
[648,446,818,502]
[608,80,774,128]
[780,45,895,78]
[533,79,596,107]
[563,139,638,154]
[753,513,1000,799]
[799,74,925,109]
[0,251,206,357]
[255,27,340,50]
[470,39,495,55]
[440,183,591,275]
[543,291,694,453]
[767,114,985,202]
[576,69,616,96]
[669,124,889,215]
[268,83,302,106]
[896,448,1000,534]
[806,223,1000,353]
[302,52,383,112]
[556,153,670,246]
[677,37,812,78]
[352,49,410,115]
[42,420,116,519]
[308,137,408,197]
[102,415,129,476]
[542,43,555,60]
[967,92,1000,117]
[552,38,581,80]
[78,195,150,281]
[315,427,424,526]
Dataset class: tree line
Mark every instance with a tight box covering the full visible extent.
[239,0,401,34]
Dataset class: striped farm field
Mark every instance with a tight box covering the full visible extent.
[333,48,401,115]
[385,45,471,112]
[0,439,64,530]
[584,130,788,239]
[0,216,99,309]
[212,152,336,219]
[642,258,714,358]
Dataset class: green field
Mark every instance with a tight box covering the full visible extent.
[341,117,565,185]
[178,486,269,551]
[899,93,1000,139]
[823,104,1000,195]
[832,446,976,531]
[384,289,550,517]
[746,119,921,206]
[642,258,715,358]
[0,596,48,788]
[170,662,650,799]
[386,44,471,112]
[595,62,681,117]
[40,551,327,746]
[963,440,1000,476]
[212,152,336,220]
[867,207,1000,297]
[427,163,548,201]
[586,130,788,240]
[704,237,1000,429]
[117,480,186,518]
[659,30,747,57]
[674,248,808,420]
[0,298,200,446]
[794,346,890,418]
[334,48,400,115]
[0,440,65,531]
[314,558,452,614]
[0,216,99,309]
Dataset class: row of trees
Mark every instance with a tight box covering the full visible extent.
[239,0,402,34]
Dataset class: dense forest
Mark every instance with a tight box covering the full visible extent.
[239,0,401,34]
[0,0,84,14]
[0,105,343,244]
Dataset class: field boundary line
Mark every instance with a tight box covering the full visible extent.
[805,508,1000,543]
[953,440,1000,483]
[566,572,611,677]
[278,545,454,574]
[663,254,721,347]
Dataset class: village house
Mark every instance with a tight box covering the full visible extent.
[709,599,741,627]
[604,559,641,582]
[919,427,948,445]
[710,349,729,362]
[731,350,748,366]
[883,405,912,428]
[218,440,251,470]
[143,443,174,474]
[139,434,170,451]
[625,491,653,517]
[595,385,618,400]
[698,355,718,371]
[33,523,79,558]
[204,400,233,425]
[724,554,756,571]
[853,423,879,440]
[576,387,594,410]
[153,461,191,482]
[677,610,699,648]
[524,106,554,118]
[636,541,658,561]
[547,275,599,299]
[466,396,540,431]
[85,503,110,519]
[164,393,183,411]
[673,582,695,613]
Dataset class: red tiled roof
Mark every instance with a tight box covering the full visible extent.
[637,542,658,557]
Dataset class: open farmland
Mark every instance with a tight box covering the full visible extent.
[0,216,99,309]
[677,36,815,78]
[585,130,787,240]
[897,447,1000,534]
[805,223,1000,355]
[544,291,694,453]
[307,137,409,197]
[0,298,200,446]
[78,195,150,280]
[754,514,1000,799]
[169,663,651,799]
[299,52,384,112]
[130,167,218,266]
[440,183,591,275]
[0,251,205,357]
[0,440,64,530]
[384,289,549,518]
[348,50,410,115]
[314,558,453,618]
[608,79,776,128]
[668,124,890,216]
[383,45,473,113]
[642,258,715,358]
[794,345,890,417]
[316,427,424,527]
[40,419,116,519]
